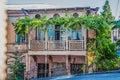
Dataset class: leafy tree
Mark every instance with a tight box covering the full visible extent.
[101,0,114,24]
[7,53,25,80]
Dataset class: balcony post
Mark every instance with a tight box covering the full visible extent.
[45,30,48,50]
[26,53,29,71]
[66,55,70,75]
[84,28,86,50]
[66,28,68,50]
[28,33,31,50]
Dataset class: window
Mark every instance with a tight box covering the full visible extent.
[68,13,82,40]
[68,27,83,40]
[48,25,66,41]
[35,28,45,40]
[35,14,41,19]
[16,34,26,43]
[73,13,79,18]
[53,13,60,19]
[48,24,55,40]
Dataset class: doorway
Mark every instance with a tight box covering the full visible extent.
[37,63,49,78]
[70,64,83,74]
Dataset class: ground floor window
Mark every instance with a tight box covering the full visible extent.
[51,63,67,76]
[70,64,83,74]
[37,63,49,78]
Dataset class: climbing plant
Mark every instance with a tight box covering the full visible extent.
[13,13,119,71]
[7,53,25,80]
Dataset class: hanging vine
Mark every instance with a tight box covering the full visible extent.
[13,14,119,71]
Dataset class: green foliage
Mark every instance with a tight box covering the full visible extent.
[12,11,119,72]
[101,0,114,24]
[84,15,118,71]
[13,17,32,39]
[8,53,25,80]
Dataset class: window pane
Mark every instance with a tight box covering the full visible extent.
[48,25,55,40]
[68,28,82,40]
[36,28,45,40]
[16,34,25,43]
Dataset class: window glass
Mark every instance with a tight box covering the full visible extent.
[68,28,82,40]
[36,28,45,40]
[48,25,55,40]
[73,13,79,18]
[16,34,25,43]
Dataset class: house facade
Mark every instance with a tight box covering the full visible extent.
[7,4,98,78]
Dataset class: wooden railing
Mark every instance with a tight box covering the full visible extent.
[48,40,66,51]
[30,40,45,51]
[69,40,84,50]
[7,43,27,53]
[30,40,84,51]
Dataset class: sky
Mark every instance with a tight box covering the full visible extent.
[6,0,120,20]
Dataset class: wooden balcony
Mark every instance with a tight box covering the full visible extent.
[7,43,27,53]
[48,40,66,51]
[30,40,45,51]
[30,40,85,51]
[69,40,84,50]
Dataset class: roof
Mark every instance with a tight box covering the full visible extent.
[6,4,91,10]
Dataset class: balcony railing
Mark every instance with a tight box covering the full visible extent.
[7,43,27,53]
[48,40,66,51]
[69,40,84,50]
[30,40,45,51]
[30,40,85,51]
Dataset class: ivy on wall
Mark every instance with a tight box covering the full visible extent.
[13,13,119,71]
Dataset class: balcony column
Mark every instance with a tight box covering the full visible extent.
[66,28,68,50]
[83,27,86,50]
[66,55,70,75]
[45,30,48,50]
[45,55,47,78]
[28,33,31,50]
[26,54,29,71]
[26,54,31,79]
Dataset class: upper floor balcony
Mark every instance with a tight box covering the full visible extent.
[30,40,85,51]
[29,25,86,51]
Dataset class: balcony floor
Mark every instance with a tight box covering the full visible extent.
[28,51,86,56]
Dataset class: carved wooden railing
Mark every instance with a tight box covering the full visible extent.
[30,40,45,51]
[7,43,27,53]
[48,40,66,51]
[69,40,84,50]
[30,40,84,51]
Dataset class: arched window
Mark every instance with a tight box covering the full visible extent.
[68,13,83,40]
[35,14,41,19]
[53,13,60,19]
[73,13,79,18]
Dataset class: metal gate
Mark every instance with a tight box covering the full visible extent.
[51,63,67,76]
[70,64,83,74]
[37,64,49,78]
